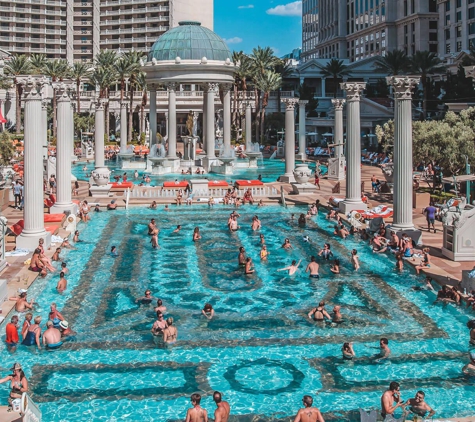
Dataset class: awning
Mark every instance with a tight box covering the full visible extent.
[442,175,475,183]
[0,109,6,124]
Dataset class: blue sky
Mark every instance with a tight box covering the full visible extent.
[214,0,302,57]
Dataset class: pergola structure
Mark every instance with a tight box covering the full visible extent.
[142,21,237,172]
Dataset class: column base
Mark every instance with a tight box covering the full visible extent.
[291,183,317,194]
[338,200,367,214]
[279,173,296,183]
[295,153,307,161]
[17,230,51,251]
[327,157,346,181]
[0,259,8,273]
[202,157,220,172]
[389,226,422,247]
[247,152,261,169]
[89,184,112,198]
[50,202,78,216]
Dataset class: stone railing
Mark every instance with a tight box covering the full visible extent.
[129,186,277,199]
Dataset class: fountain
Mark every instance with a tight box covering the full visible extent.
[118,144,136,169]
[246,142,262,169]
[148,143,170,174]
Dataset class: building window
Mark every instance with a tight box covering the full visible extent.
[445,28,451,40]
[469,7,475,19]
[445,1,450,11]
[429,32,438,41]
[429,21,437,30]
[457,0,462,7]
[456,11,462,22]
[457,41,462,51]
[429,44,437,53]
[446,15,451,25]
[469,22,475,34]
[446,43,451,53]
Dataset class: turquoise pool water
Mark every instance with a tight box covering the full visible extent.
[72,159,327,185]
[1,206,475,421]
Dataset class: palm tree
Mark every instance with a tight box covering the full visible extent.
[29,53,47,74]
[249,47,281,142]
[321,59,351,98]
[70,62,92,113]
[255,70,282,142]
[135,72,147,136]
[232,51,251,128]
[4,54,31,134]
[409,51,445,118]
[43,59,69,140]
[122,50,143,140]
[274,59,293,113]
[113,56,134,103]
[373,50,410,76]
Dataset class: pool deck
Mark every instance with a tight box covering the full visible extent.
[0,158,474,420]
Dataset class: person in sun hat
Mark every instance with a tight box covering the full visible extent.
[0,362,28,410]
[59,320,75,337]
[462,352,475,374]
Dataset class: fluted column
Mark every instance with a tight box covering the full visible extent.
[202,86,208,152]
[167,82,177,159]
[245,102,252,152]
[328,98,346,181]
[41,99,48,159]
[91,98,111,188]
[387,76,420,230]
[50,81,76,214]
[222,83,232,157]
[205,82,217,159]
[297,100,308,160]
[279,98,299,183]
[149,85,157,146]
[339,83,367,212]
[119,102,128,153]
[16,76,50,250]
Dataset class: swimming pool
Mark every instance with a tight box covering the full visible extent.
[2,206,474,421]
[72,159,327,185]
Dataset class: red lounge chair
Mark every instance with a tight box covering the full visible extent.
[163,181,188,188]
[235,180,264,187]
[208,181,228,187]
[44,214,65,223]
[110,182,134,190]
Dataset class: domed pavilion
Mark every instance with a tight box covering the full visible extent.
[142,21,237,171]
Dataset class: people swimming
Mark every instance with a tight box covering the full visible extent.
[202,303,215,320]
[308,301,331,322]
[305,256,319,278]
[318,244,333,260]
[277,259,301,276]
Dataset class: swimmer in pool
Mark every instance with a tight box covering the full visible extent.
[173,225,181,233]
[151,311,168,340]
[154,299,167,314]
[162,317,177,344]
[202,303,215,320]
[56,272,67,293]
[277,259,301,275]
[148,219,157,235]
[332,305,343,323]
[9,291,33,313]
[238,247,247,266]
[193,227,201,242]
[251,215,261,231]
[342,342,355,360]
[462,352,475,374]
[110,246,119,257]
[351,249,360,271]
[260,245,269,260]
[318,244,333,260]
[308,301,331,322]
[282,238,292,249]
[378,337,391,360]
[403,391,435,418]
[305,256,319,278]
[136,290,158,304]
[245,257,254,274]
[330,259,340,274]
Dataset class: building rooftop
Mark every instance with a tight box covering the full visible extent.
[147,21,231,62]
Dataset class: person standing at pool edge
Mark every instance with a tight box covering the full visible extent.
[185,393,208,422]
[293,395,325,422]
[381,381,404,419]
[213,391,230,422]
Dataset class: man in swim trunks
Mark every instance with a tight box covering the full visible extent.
[185,393,208,422]
[381,381,404,419]
[424,202,437,233]
[305,256,319,278]
[277,259,301,275]
[332,306,343,323]
[229,216,239,231]
[251,215,261,231]
[379,338,391,359]
[10,291,34,313]
[293,395,325,422]
[213,391,230,422]
[56,271,67,293]
[404,391,435,418]
[5,316,19,352]
[238,247,247,266]
[43,320,63,349]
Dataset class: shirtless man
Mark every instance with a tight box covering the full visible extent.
[56,271,67,293]
[277,259,301,275]
[404,391,435,418]
[351,249,360,271]
[245,257,254,274]
[213,391,230,422]
[251,215,261,231]
[29,248,47,277]
[238,247,247,266]
[381,381,404,419]
[229,216,239,231]
[185,393,208,422]
[148,219,157,235]
[332,305,343,323]
[42,320,62,348]
[305,256,319,279]
[379,338,391,360]
[10,291,34,312]
[293,395,325,422]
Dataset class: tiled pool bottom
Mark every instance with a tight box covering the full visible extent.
[1,206,475,421]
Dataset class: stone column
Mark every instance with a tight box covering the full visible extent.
[321,78,326,97]
[167,82,177,159]
[279,98,299,183]
[91,98,111,193]
[42,99,48,160]
[296,100,308,160]
[202,87,208,152]
[149,85,157,146]
[387,76,420,230]
[222,83,232,157]
[245,102,252,152]
[205,82,217,159]
[328,99,346,181]
[119,102,128,153]
[16,76,50,250]
[50,82,77,215]
[339,83,367,213]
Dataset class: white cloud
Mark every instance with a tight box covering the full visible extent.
[266,1,302,16]
[238,4,254,9]
[224,37,243,44]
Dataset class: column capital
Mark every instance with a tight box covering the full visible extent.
[221,83,233,92]
[204,82,219,92]
[281,98,299,110]
[167,82,177,92]
[41,98,49,109]
[17,75,48,100]
[149,83,157,92]
[298,100,309,107]
[94,98,108,110]
[331,98,346,110]
[386,76,420,100]
[52,81,75,101]
[120,101,128,109]
[340,82,366,101]
[464,65,475,79]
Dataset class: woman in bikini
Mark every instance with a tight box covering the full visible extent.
[163,317,177,344]
[0,363,28,409]
[260,245,269,260]
[37,238,55,272]
[281,238,292,249]
[415,247,431,274]
[22,316,42,349]
[193,227,201,242]
[308,301,332,322]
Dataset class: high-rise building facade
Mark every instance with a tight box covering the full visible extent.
[439,0,475,57]
[0,0,213,63]
[302,0,439,62]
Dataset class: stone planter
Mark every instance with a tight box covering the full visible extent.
[92,167,111,186]
[293,163,312,184]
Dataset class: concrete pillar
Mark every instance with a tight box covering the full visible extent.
[205,82,217,159]
[328,98,346,181]
[387,76,420,230]
[50,82,76,215]
[167,82,177,158]
[279,98,299,183]
[90,98,111,190]
[149,85,157,146]
[222,83,232,157]
[42,99,48,159]
[120,102,128,153]
[203,86,208,152]
[297,100,308,160]
[16,76,50,251]
[339,82,367,213]
[321,78,326,97]
[245,102,252,151]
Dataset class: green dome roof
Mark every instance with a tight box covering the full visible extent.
[148,21,231,62]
